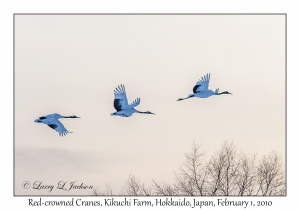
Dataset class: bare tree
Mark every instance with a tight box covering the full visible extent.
[236,152,257,196]
[219,142,240,196]
[256,151,286,196]
[173,141,208,195]
[152,180,178,196]
[206,142,241,195]
[90,183,113,196]
[206,150,226,195]
[91,141,285,196]
[90,187,101,196]
[120,174,152,196]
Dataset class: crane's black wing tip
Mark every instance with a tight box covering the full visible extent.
[48,124,58,130]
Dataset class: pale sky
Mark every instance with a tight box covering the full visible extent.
[15,15,285,195]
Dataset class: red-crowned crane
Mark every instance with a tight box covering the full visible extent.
[34,113,80,136]
[177,73,232,101]
[111,84,154,117]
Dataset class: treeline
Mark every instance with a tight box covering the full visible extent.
[91,141,286,196]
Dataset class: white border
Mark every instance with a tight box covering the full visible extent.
[1,0,298,209]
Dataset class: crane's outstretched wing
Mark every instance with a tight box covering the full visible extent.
[193,73,211,93]
[46,120,72,137]
[35,113,57,123]
[129,98,140,108]
[113,84,129,111]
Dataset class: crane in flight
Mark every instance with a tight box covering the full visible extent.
[111,84,155,117]
[177,73,232,101]
[34,113,80,136]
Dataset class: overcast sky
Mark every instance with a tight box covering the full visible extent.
[15,15,285,195]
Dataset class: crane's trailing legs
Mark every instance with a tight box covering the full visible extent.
[177,94,196,101]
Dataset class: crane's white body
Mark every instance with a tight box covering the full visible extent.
[34,113,80,136]
[192,89,218,98]
[111,109,140,117]
[111,84,154,117]
[178,73,231,101]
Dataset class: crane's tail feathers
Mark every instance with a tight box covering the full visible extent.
[111,113,117,116]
